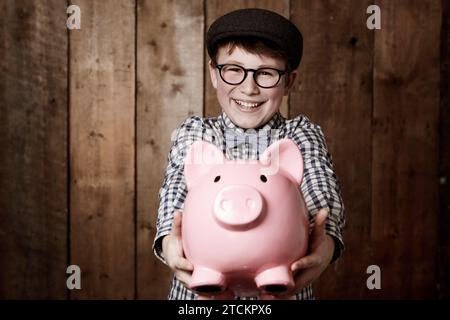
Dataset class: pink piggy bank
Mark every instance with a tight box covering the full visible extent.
[182,138,309,299]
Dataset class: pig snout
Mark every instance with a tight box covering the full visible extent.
[213,185,263,228]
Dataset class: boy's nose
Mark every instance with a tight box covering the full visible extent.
[238,74,260,95]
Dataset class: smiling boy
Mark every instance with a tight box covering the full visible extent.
[153,8,345,300]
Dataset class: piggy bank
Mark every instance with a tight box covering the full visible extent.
[182,138,309,299]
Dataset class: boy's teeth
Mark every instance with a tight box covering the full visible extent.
[234,99,262,108]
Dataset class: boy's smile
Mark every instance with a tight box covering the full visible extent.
[209,46,297,129]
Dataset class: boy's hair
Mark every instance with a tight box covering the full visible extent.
[210,37,292,73]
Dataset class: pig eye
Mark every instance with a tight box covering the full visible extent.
[260,175,268,183]
[214,176,221,183]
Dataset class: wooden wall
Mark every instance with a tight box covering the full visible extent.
[0,0,447,299]
[439,0,450,300]
[0,0,68,299]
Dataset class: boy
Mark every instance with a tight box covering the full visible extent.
[153,8,345,300]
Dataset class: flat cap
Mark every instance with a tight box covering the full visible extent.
[206,8,303,69]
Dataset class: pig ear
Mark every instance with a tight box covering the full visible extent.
[260,139,304,185]
[184,141,225,188]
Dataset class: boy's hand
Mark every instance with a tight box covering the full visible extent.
[276,208,335,298]
[162,211,194,288]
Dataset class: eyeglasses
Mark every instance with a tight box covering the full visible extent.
[215,64,286,89]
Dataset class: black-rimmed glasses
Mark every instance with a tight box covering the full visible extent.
[215,64,286,89]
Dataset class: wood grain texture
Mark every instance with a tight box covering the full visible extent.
[69,0,135,299]
[439,0,450,300]
[372,0,441,298]
[136,0,204,299]
[205,0,290,119]
[290,0,374,299]
[0,0,68,299]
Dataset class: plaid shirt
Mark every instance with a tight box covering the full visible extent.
[153,111,345,300]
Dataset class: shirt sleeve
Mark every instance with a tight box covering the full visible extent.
[152,116,204,264]
[288,117,346,263]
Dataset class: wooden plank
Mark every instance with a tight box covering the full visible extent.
[69,0,135,299]
[136,0,204,299]
[439,0,450,300]
[372,0,441,298]
[290,0,374,298]
[0,0,68,298]
[205,0,290,119]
